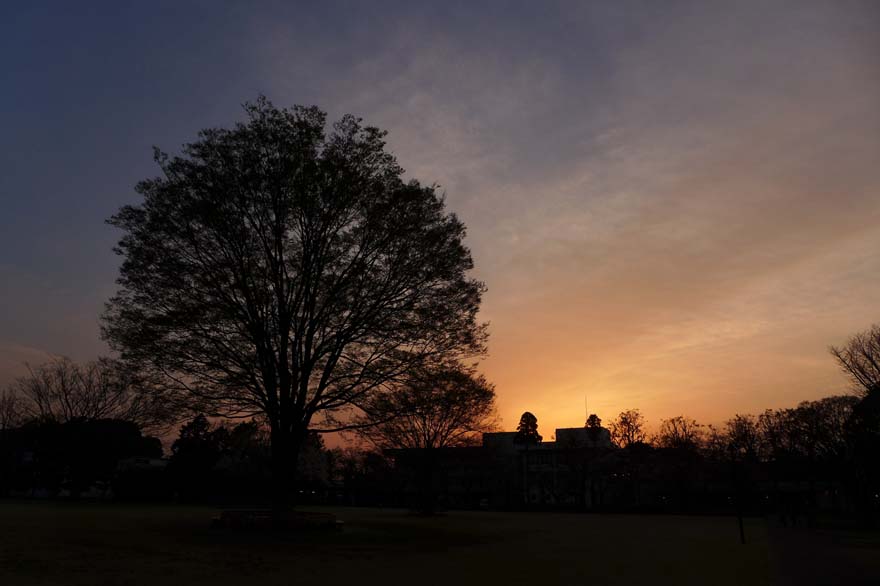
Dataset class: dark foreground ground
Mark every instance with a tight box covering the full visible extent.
[0,502,876,585]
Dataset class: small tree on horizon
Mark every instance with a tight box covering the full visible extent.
[585,413,604,442]
[514,411,542,445]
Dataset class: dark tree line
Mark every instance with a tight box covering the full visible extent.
[2,325,878,521]
[581,325,880,522]
[0,358,165,498]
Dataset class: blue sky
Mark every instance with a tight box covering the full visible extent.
[2,1,879,432]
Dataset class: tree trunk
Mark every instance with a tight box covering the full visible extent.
[270,427,301,524]
[418,448,437,515]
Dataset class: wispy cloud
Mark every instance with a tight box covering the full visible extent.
[253,1,880,429]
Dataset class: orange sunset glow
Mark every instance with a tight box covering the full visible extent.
[3,4,880,584]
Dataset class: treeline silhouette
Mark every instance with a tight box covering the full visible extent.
[1,379,877,525]
[1,325,878,527]
[0,408,393,505]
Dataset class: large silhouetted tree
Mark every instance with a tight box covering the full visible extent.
[103,98,486,512]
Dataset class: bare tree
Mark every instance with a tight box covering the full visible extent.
[355,364,497,450]
[609,409,646,448]
[725,414,760,458]
[654,415,703,450]
[354,364,496,515]
[8,357,168,433]
[103,98,487,511]
[831,324,880,396]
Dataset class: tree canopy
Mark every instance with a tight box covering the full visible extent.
[103,97,487,508]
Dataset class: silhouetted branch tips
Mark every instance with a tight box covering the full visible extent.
[831,323,880,397]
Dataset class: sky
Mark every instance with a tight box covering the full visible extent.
[1,1,879,438]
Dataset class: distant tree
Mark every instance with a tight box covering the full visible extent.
[356,364,496,514]
[8,357,167,433]
[329,447,393,507]
[216,420,271,497]
[609,409,646,448]
[585,413,605,443]
[62,419,162,495]
[514,411,542,445]
[171,415,228,459]
[793,396,858,460]
[168,414,231,501]
[702,424,728,460]
[103,98,487,513]
[655,416,703,450]
[725,414,760,459]
[355,364,498,450]
[831,324,880,396]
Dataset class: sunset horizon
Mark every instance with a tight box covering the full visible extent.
[3,3,880,583]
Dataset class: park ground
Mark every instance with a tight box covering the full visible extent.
[0,502,877,585]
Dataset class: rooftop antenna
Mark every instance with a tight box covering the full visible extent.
[584,395,588,426]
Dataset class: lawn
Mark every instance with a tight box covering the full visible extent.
[0,501,772,585]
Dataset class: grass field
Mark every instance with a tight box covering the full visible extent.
[0,501,774,585]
